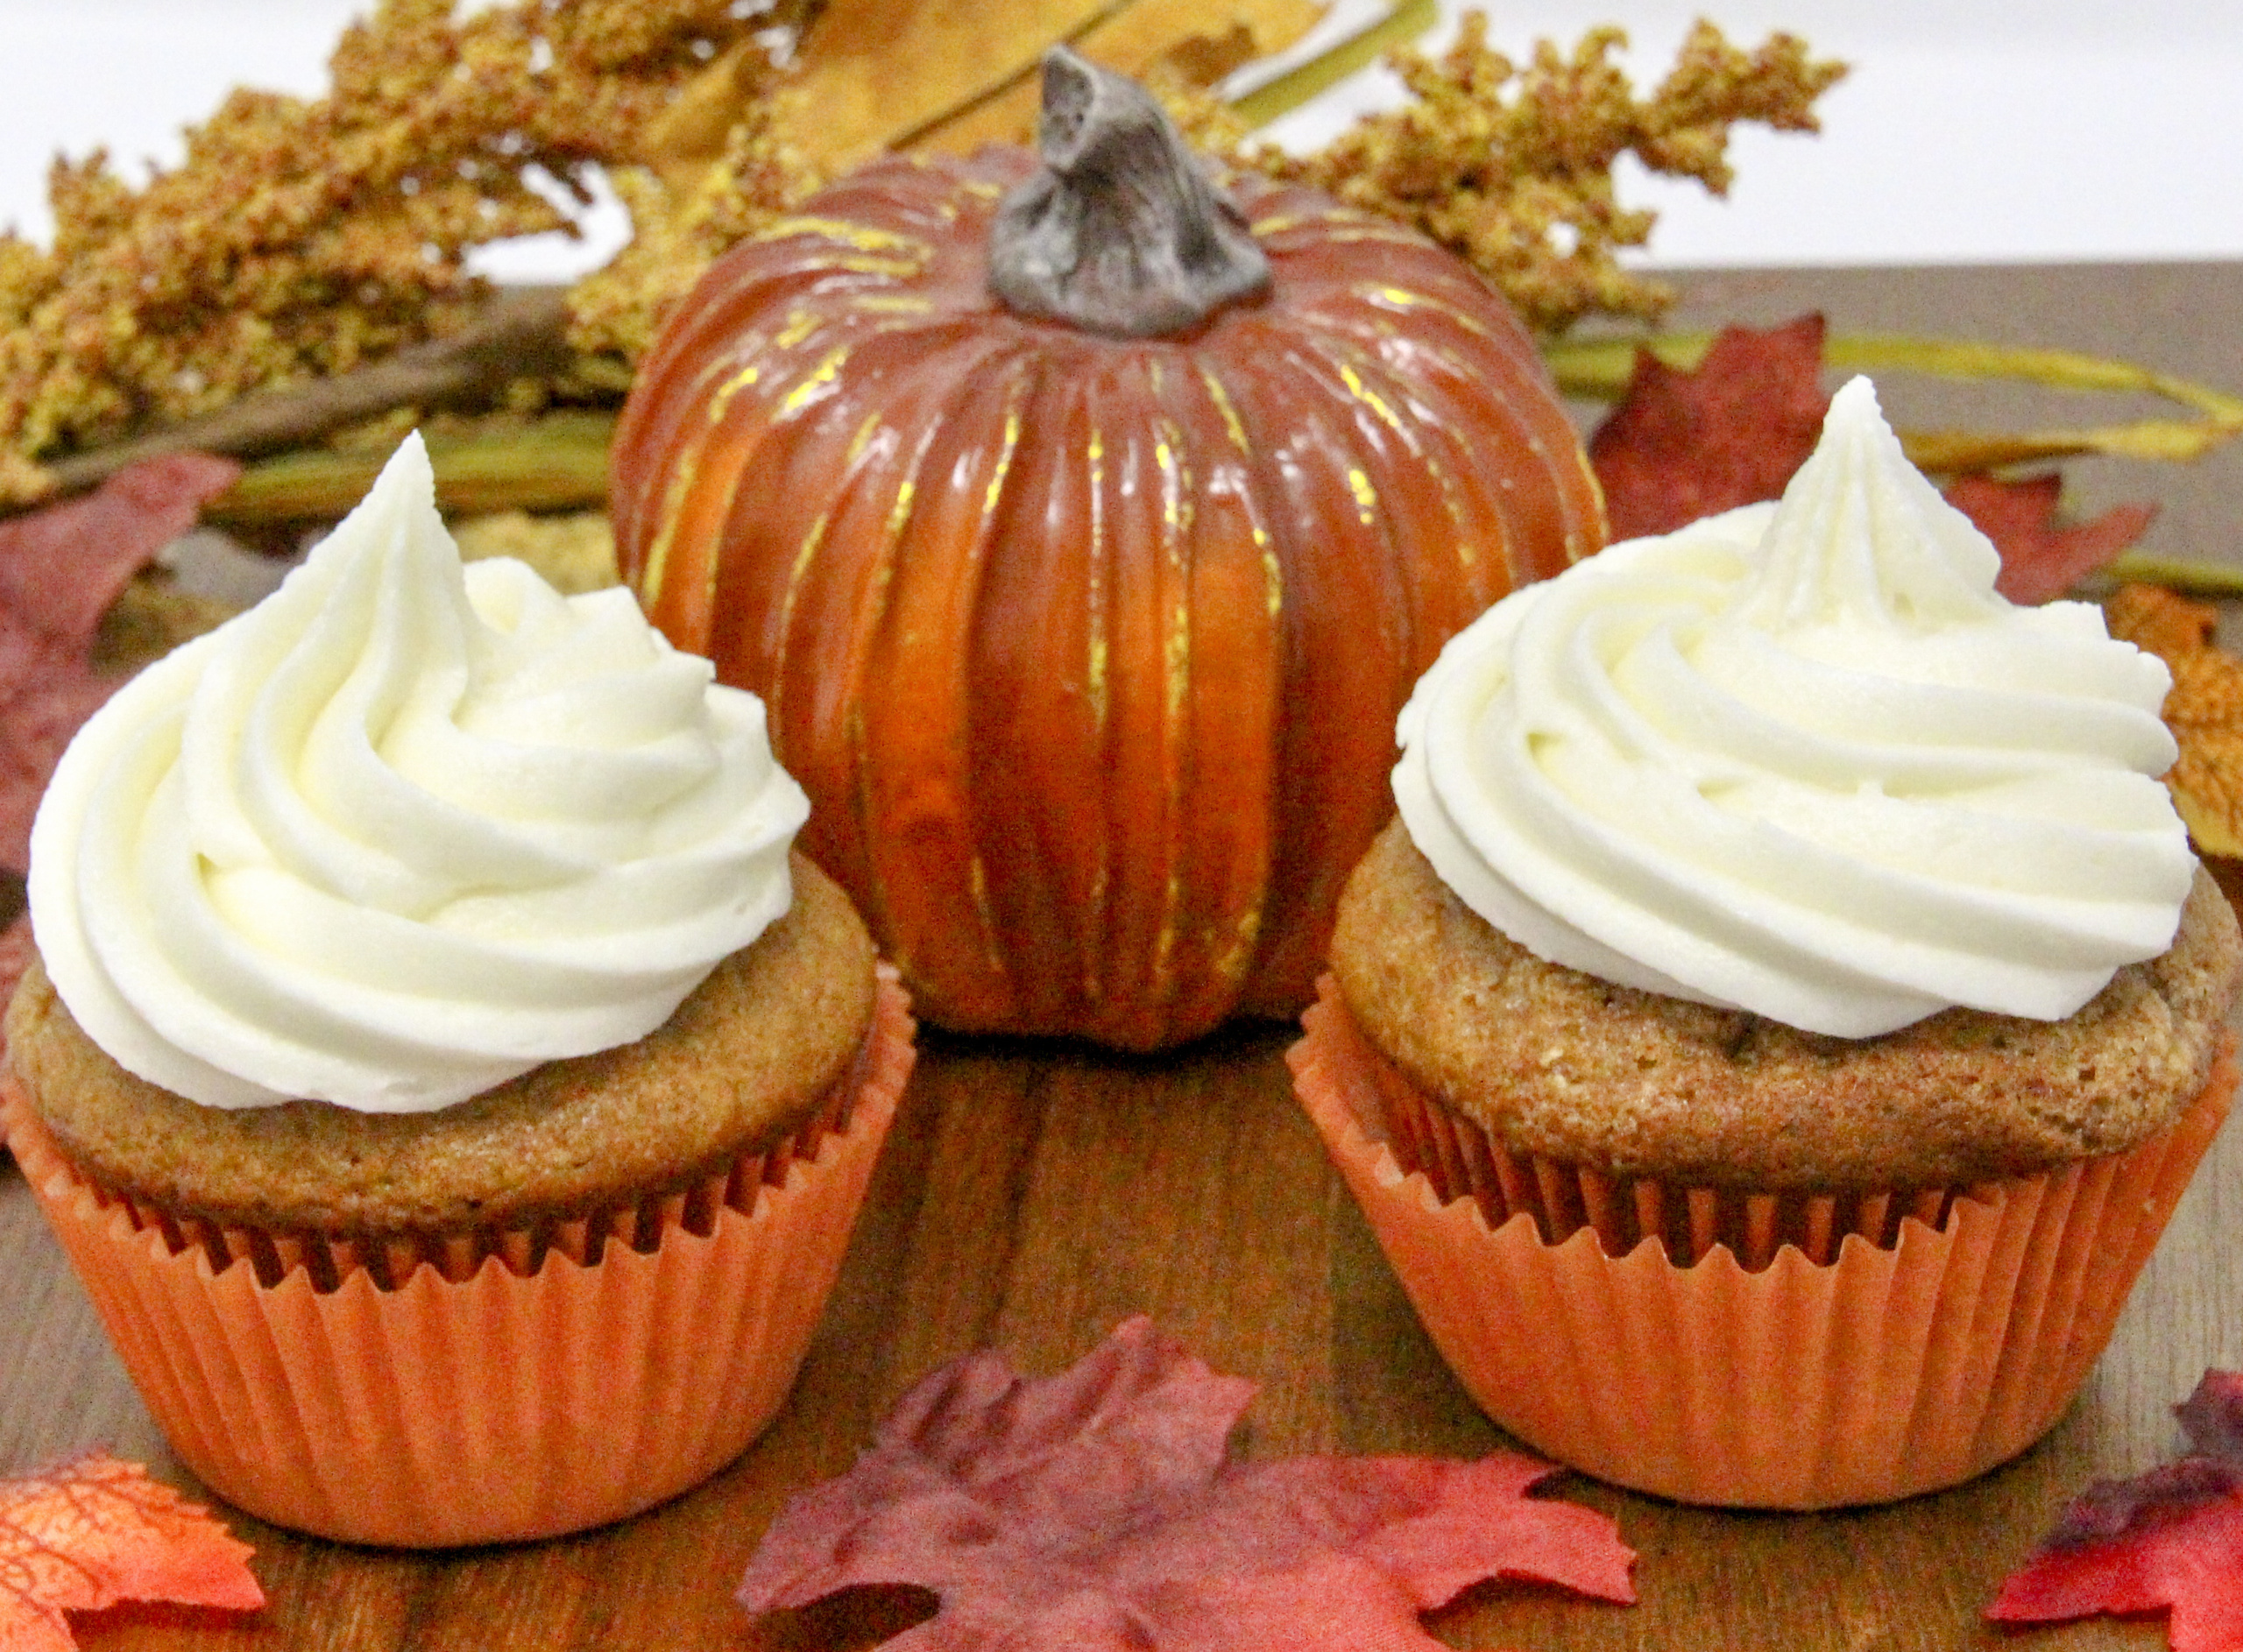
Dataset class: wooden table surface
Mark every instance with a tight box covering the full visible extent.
[7,262,2243,1651]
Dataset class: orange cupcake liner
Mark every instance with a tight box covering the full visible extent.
[3,967,915,1549]
[1291,977,2235,1510]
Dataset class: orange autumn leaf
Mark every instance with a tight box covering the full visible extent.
[0,1453,262,1652]
[2107,583,2243,858]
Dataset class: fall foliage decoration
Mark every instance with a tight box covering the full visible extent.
[0,1451,263,1652]
[1588,313,1831,541]
[0,4,1856,505]
[1547,324,2243,479]
[1989,1369,2243,1652]
[1949,473,2155,606]
[611,52,1604,1048]
[2105,583,2243,860]
[0,0,817,507]
[1242,13,1844,335]
[737,1317,1636,1649]
[0,451,237,1056]
[1586,314,2159,597]
[0,452,240,878]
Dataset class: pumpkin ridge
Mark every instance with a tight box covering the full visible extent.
[1284,335,1497,695]
[634,305,894,635]
[813,339,1010,993]
[856,344,1038,1026]
[1207,327,1404,1009]
[1302,297,1595,583]
[669,326,885,648]
[959,369,1034,1003]
[1165,356,1283,1025]
[1148,370,1192,1015]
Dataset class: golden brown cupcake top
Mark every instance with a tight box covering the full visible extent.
[6,854,875,1234]
[1333,820,2241,1190]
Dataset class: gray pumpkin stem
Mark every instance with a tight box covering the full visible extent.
[988,48,1270,338]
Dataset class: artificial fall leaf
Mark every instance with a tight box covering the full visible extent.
[2105,583,2243,859]
[737,1317,1635,1651]
[774,0,1326,173]
[0,1451,263,1652]
[1587,314,2159,601]
[1586,314,1829,542]
[1948,471,2155,604]
[1989,1370,2243,1652]
[906,0,1325,158]
[0,450,240,879]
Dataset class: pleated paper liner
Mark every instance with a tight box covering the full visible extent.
[1290,976,2236,1510]
[2,967,914,1550]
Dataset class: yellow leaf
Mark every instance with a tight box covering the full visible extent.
[909,0,1328,155]
[777,0,1135,173]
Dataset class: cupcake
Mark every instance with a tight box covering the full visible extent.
[1291,378,2242,1509]
[2,434,913,1547]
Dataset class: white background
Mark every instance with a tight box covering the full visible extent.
[0,0,2238,272]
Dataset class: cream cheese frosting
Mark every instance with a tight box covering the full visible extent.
[28,434,809,1111]
[1393,377,2194,1038]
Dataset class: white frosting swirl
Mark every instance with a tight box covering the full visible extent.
[1395,378,2193,1037]
[29,434,809,1111]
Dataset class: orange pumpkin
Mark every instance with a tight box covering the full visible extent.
[611,54,1604,1048]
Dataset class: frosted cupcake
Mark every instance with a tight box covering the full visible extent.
[3,434,914,1546]
[1291,379,2241,1507]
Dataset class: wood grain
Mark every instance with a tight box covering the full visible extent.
[6,262,2241,1650]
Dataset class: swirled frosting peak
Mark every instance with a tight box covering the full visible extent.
[30,433,809,1111]
[1394,377,2193,1037]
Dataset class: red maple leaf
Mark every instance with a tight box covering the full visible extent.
[1989,1369,2243,1652]
[0,452,241,880]
[737,1317,1636,1650]
[1587,317,2155,603]
[1587,314,1830,543]
[1947,471,2155,604]
[0,1451,263,1652]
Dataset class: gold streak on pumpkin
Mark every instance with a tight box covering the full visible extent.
[774,310,823,349]
[1258,527,1282,619]
[1199,366,1249,455]
[1153,870,1181,997]
[1358,284,1499,346]
[638,449,700,611]
[985,409,1022,519]
[768,509,833,731]
[780,346,853,417]
[1347,467,1376,526]
[1248,212,1413,245]
[846,410,885,466]
[1213,902,1262,985]
[754,216,926,256]
[808,254,927,279]
[1086,427,1109,734]
[640,347,777,610]
[1152,413,1193,724]
[1155,418,1192,536]
[1337,361,1405,435]
[884,478,917,552]
[1158,412,1192,1002]
[851,293,936,315]
[967,853,1007,977]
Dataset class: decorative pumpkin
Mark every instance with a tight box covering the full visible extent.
[610,52,1605,1049]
